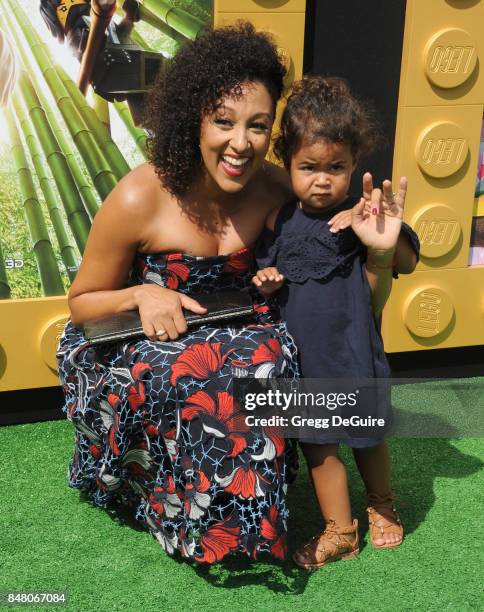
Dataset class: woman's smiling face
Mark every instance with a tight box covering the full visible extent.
[199,81,275,194]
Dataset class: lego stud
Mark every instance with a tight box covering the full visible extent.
[404,286,454,338]
[0,344,6,381]
[39,315,70,371]
[416,121,469,178]
[412,204,462,258]
[424,28,477,89]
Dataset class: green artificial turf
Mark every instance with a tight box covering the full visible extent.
[1,401,483,611]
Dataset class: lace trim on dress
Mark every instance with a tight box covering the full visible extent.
[267,230,362,283]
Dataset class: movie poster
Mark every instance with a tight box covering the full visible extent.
[0,0,212,300]
[469,118,484,266]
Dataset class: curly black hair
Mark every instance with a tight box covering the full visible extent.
[274,76,383,169]
[145,22,286,198]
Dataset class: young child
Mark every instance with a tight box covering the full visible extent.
[253,76,420,569]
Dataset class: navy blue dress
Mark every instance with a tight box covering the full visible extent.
[256,197,420,447]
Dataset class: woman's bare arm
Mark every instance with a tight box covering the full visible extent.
[68,165,206,336]
[68,170,148,327]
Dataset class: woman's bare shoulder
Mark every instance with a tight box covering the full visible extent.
[106,162,165,216]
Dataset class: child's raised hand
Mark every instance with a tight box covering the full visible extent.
[352,173,407,253]
[252,267,285,296]
[363,172,406,219]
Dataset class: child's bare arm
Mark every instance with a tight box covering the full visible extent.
[393,234,418,273]
[252,267,285,297]
[365,250,394,317]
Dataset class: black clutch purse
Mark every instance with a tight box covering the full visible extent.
[82,288,255,345]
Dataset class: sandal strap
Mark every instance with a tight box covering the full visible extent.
[369,522,402,536]
[367,491,396,505]
[296,519,359,566]
[367,491,400,521]
[367,505,401,521]
[367,491,404,546]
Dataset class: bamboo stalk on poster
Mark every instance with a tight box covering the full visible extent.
[0,241,11,299]
[16,71,92,252]
[113,100,148,158]
[114,1,185,49]
[138,0,204,40]
[6,109,65,297]
[13,95,80,282]
[35,87,100,222]
[56,64,131,181]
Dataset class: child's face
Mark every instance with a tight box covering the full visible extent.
[290,139,356,212]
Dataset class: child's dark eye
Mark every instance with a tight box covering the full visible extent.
[331,164,345,172]
[301,165,314,172]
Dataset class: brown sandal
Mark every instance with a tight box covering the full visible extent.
[367,492,403,549]
[293,519,359,569]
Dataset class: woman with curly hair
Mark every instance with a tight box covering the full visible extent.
[56,23,299,563]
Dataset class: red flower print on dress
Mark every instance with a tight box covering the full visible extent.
[68,398,78,419]
[178,528,196,558]
[162,428,178,462]
[128,381,146,412]
[99,398,121,456]
[182,390,249,458]
[127,362,151,412]
[183,469,212,519]
[253,302,269,315]
[144,421,159,437]
[165,255,190,289]
[260,505,287,559]
[215,466,270,499]
[170,342,235,386]
[196,516,241,563]
[251,338,282,365]
[121,446,151,476]
[251,425,285,461]
[223,248,254,274]
[131,362,152,381]
[149,474,182,518]
[88,443,101,460]
[230,359,250,369]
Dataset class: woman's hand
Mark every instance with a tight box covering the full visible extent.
[252,267,284,296]
[351,173,407,254]
[134,285,207,341]
[327,209,352,233]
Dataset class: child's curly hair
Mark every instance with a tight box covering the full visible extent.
[274,76,383,169]
[145,22,286,198]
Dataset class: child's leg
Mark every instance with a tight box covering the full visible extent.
[352,441,402,547]
[352,440,390,496]
[293,442,358,568]
[300,442,352,526]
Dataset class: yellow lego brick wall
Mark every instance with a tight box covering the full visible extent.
[383,0,484,352]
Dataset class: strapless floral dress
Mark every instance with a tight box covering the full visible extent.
[56,247,298,563]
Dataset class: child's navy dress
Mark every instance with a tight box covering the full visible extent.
[257,197,420,447]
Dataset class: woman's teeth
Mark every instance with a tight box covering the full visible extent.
[222,156,249,168]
